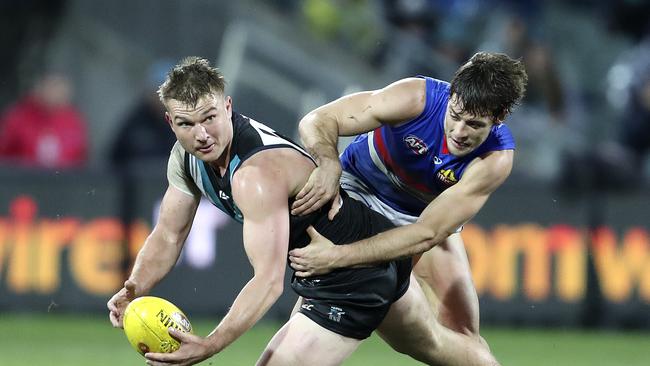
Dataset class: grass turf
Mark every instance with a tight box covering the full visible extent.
[1,313,648,365]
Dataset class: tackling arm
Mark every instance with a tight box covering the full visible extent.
[299,77,427,150]
[290,150,513,273]
[292,78,427,216]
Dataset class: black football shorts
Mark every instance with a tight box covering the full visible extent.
[291,257,412,339]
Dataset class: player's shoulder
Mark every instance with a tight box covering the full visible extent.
[171,141,185,153]
[170,140,185,155]
[167,141,186,167]
[418,75,449,87]
[230,153,290,206]
[469,149,513,182]
[392,77,426,87]
[232,149,277,183]
[492,122,514,136]
[399,76,450,95]
[234,148,308,192]
[379,77,424,96]
[375,78,428,119]
[487,123,516,149]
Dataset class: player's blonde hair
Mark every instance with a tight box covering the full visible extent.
[157,56,226,107]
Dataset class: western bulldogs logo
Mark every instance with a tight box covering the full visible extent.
[404,135,428,155]
[437,169,458,186]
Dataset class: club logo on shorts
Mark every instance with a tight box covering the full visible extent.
[404,135,428,155]
[328,306,345,323]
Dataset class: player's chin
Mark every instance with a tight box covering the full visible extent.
[449,147,470,157]
[194,150,216,162]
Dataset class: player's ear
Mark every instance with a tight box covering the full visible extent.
[225,95,233,118]
[165,112,172,127]
[495,110,507,124]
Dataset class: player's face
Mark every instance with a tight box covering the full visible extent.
[444,95,495,157]
[166,93,233,166]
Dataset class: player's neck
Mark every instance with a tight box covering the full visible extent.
[210,145,231,177]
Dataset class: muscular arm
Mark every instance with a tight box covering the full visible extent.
[292,78,427,215]
[290,150,513,272]
[300,78,427,153]
[204,161,291,355]
[129,185,199,294]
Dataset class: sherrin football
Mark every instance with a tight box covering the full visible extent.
[123,296,193,355]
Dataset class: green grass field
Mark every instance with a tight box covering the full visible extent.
[1,313,648,365]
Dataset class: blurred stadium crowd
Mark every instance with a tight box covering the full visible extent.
[1,1,650,334]
[0,0,648,189]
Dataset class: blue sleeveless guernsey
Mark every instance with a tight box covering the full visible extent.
[340,77,515,217]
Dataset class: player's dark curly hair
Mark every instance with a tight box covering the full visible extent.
[158,56,226,106]
[450,52,528,120]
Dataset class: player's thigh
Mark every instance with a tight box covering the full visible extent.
[257,313,361,366]
[414,233,480,334]
[414,233,473,287]
[378,277,499,366]
[376,275,441,363]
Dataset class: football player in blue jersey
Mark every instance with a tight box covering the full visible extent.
[290,52,528,364]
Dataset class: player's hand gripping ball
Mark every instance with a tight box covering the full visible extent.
[123,296,193,355]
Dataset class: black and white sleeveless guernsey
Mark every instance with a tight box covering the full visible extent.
[166,112,412,339]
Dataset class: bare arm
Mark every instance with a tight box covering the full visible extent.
[203,162,291,354]
[292,78,427,216]
[107,185,199,327]
[290,150,513,274]
[128,185,199,293]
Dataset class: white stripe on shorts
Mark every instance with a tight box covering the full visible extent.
[340,170,418,227]
[340,170,463,233]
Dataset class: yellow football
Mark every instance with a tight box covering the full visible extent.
[123,296,193,356]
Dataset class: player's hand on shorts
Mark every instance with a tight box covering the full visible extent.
[291,161,342,220]
[107,279,137,328]
[289,225,339,276]
[145,328,214,366]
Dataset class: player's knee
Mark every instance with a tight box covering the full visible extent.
[422,329,443,359]
[258,336,318,366]
[438,301,480,336]
[459,323,480,338]
[397,327,442,362]
[257,347,292,366]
